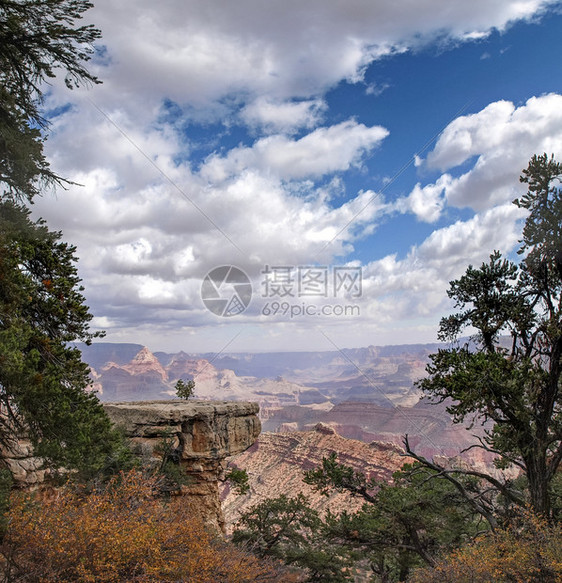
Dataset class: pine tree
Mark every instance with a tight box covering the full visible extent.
[414,153,562,518]
[0,0,130,480]
[0,202,130,477]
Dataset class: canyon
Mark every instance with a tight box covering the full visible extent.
[2,397,449,539]
[1,398,513,537]
[81,342,489,464]
[81,342,431,408]
[220,423,409,533]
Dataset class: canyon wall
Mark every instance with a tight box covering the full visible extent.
[104,400,261,532]
[221,424,409,533]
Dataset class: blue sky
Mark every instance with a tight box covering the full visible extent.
[34,0,562,353]
[329,12,562,261]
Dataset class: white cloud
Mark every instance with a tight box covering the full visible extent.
[418,94,562,211]
[425,100,517,171]
[417,203,525,268]
[200,121,389,182]
[82,0,559,112]
[394,175,452,222]
[365,82,391,97]
[359,202,526,328]
[34,116,389,337]
[240,98,326,134]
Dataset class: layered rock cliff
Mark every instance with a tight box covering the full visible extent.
[261,400,493,463]
[104,400,261,532]
[220,424,409,533]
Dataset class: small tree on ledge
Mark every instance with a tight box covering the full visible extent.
[175,379,195,400]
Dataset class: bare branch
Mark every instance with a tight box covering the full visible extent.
[403,435,530,530]
[461,438,526,471]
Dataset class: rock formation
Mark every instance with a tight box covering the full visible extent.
[121,346,167,378]
[261,399,494,464]
[0,437,47,487]
[98,347,170,401]
[104,400,261,532]
[220,425,409,533]
[81,342,433,408]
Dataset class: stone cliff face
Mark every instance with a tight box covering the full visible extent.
[262,400,495,464]
[220,425,408,533]
[104,400,261,533]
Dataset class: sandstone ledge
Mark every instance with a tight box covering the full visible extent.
[104,400,260,459]
[103,400,261,532]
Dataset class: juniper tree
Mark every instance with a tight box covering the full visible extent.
[0,202,130,478]
[413,154,562,519]
[0,1,131,480]
[304,457,483,582]
[0,0,101,201]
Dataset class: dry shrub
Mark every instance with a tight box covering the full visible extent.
[0,469,298,583]
[410,510,562,583]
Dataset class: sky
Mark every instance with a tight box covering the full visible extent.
[33,0,562,354]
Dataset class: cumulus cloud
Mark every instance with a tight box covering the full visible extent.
[83,0,558,109]
[416,203,525,268]
[367,205,518,301]
[359,202,526,333]
[425,101,517,171]
[200,121,389,182]
[34,114,390,342]
[394,175,452,222]
[419,94,562,211]
[31,0,562,351]
[240,98,326,134]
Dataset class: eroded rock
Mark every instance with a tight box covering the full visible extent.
[220,429,409,534]
[104,400,261,532]
[0,438,47,486]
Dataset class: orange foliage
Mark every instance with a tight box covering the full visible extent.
[410,511,562,583]
[0,470,299,583]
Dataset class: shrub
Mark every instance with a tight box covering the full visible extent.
[0,469,296,582]
[410,511,562,583]
[175,379,195,400]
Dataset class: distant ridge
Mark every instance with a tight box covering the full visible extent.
[78,341,498,463]
[75,342,145,370]
[89,343,442,378]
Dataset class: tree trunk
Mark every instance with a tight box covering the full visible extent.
[526,452,551,518]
